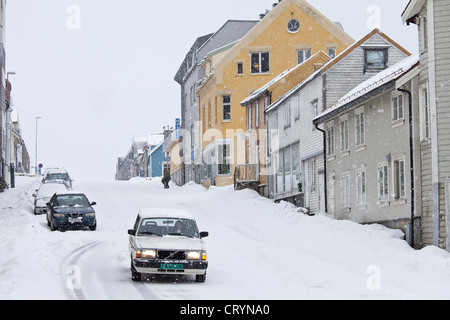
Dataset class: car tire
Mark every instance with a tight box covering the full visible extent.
[196,273,206,283]
[131,261,142,282]
[89,221,97,231]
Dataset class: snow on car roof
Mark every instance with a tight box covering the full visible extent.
[138,208,196,220]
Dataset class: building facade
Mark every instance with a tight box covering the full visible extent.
[266,29,410,214]
[403,0,450,250]
[196,0,355,188]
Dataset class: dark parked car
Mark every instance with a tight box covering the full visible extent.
[46,192,97,231]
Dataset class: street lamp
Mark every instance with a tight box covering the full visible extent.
[35,117,41,175]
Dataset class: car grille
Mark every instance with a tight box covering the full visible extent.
[157,250,186,260]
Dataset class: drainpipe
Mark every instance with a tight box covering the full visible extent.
[314,122,328,214]
[398,88,415,249]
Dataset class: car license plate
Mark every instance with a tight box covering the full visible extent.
[160,263,184,270]
[69,217,82,223]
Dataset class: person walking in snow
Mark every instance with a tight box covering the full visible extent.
[162,170,171,189]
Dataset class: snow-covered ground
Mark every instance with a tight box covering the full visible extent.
[1,175,450,300]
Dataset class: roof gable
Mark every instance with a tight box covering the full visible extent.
[213,0,355,77]
[321,28,411,73]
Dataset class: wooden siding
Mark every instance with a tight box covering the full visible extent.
[325,33,410,109]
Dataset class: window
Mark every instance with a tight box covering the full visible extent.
[378,163,389,203]
[248,105,252,129]
[356,167,367,207]
[393,158,406,200]
[364,48,388,72]
[355,109,365,148]
[292,143,300,191]
[327,125,335,157]
[276,144,300,194]
[328,48,336,59]
[311,99,319,130]
[297,49,312,64]
[223,95,231,121]
[287,19,300,33]
[237,62,244,75]
[284,101,291,128]
[284,148,292,191]
[294,94,300,120]
[420,84,430,141]
[218,144,230,175]
[392,94,404,123]
[422,16,428,51]
[251,52,270,74]
[341,174,350,209]
[340,118,349,152]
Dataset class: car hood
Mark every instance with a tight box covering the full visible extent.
[136,236,205,251]
[53,206,95,214]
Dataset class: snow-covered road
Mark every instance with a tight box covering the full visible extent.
[1,176,450,300]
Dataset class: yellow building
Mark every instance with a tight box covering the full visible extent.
[196,0,354,187]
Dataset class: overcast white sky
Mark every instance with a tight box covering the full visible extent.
[5,0,417,180]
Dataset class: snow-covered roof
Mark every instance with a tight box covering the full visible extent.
[241,51,328,106]
[265,67,323,113]
[313,53,419,124]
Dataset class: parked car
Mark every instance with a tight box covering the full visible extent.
[128,208,209,282]
[42,168,73,189]
[46,192,97,231]
[33,183,69,215]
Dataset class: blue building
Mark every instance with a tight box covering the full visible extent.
[148,140,168,178]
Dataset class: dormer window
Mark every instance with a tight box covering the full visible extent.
[364,48,388,73]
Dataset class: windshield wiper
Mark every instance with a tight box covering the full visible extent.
[167,232,194,238]
[139,231,163,237]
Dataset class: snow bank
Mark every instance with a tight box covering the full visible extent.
[1,176,450,300]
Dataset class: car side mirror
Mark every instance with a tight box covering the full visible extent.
[128,229,136,236]
[46,202,52,207]
[91,202,97,206]
[200,231,209,239]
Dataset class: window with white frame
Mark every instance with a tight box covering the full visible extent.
[297,49,312,64]
[392,94,404,123]
[328,47,336,59]
[284,101,291,128]
[341,173,350,209]
[420,83,430,141]
[378,163,389,203]
[340,117,349,153]
[326,124,335,157]
[356,167,367,207]
[218,144,230,175]
[311,99,319,130]
[248,105,252,130]
[393,157,406,200]
[294,94,300,120]
[355,108,365,148]
[223,95,231,121]
[251,52,270,74]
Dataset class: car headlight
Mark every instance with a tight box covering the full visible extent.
[136,249,156,259]
[54,213,65,218]
[187,251,207,261]
[85,212,95,217]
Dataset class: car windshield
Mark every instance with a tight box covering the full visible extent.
[137,218,199,238]
[47,173,70,181]
[54,194,90,208]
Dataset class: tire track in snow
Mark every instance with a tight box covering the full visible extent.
[57,241,102,300]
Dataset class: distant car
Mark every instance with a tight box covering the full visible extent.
[46,192,97,231]
[128,208,209,282]
[33,183,69,215]
[42,168,73,189]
